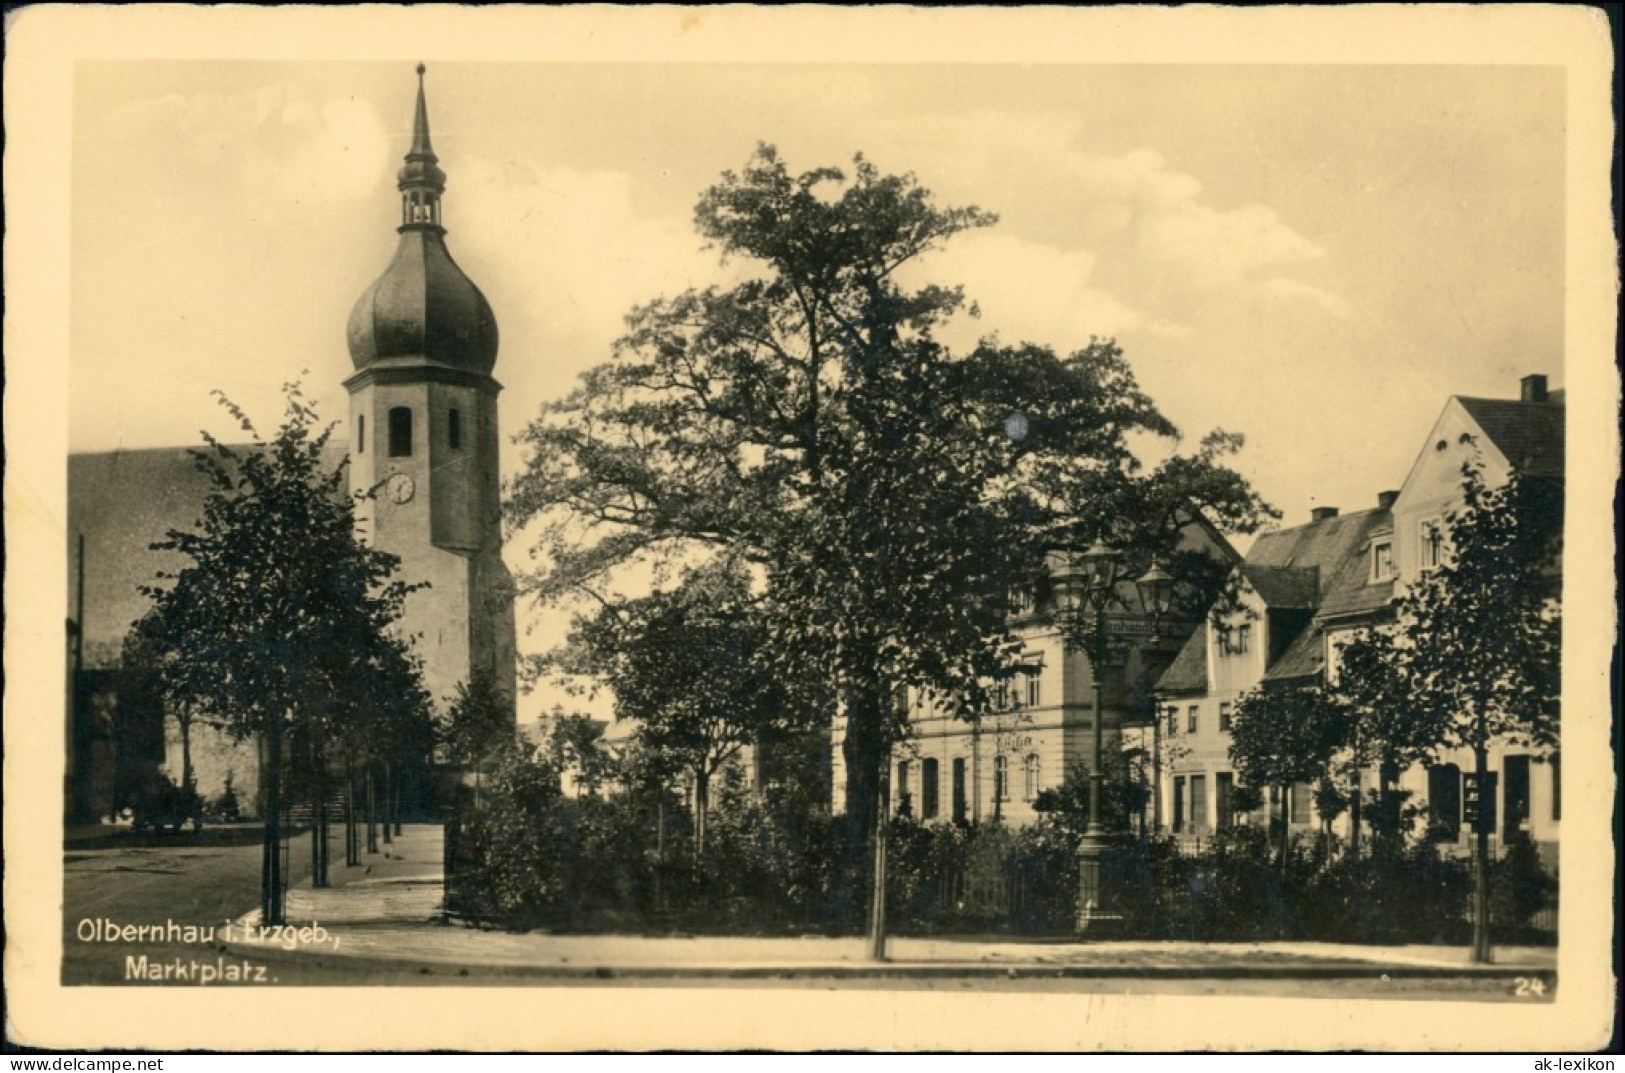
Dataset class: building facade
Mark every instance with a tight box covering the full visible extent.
[1140,374,1563,865]
[833,537,1231,827]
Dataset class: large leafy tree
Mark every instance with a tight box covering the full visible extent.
[1391,460,1561,962]
[133,383,422,923]
[510,146,1273,948]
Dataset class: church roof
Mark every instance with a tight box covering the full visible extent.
[68,442,347,670]
[347,66,498,377]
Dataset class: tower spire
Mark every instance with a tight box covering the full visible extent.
[397,63,446,230]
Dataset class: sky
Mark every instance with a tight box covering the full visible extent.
[69,59,1567,719]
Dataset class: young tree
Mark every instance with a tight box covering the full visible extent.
[510,146,1272,954]
[443,669,516,802]
[560,561,815,857]
[1227,681,1348,867]
[133,383,421,923]
[545,711,613,800]
[1393,461,1561,963]
[1326,625,1440,857]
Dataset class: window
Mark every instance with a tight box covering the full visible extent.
[1289,782,1311,825]
[896,761,912,817]
[1216,772,1234,830]
[1025,669,1041,709]
[1219,702,1232,733]
[357,414,365,455]
[1187,705,1199,734]
[1190,774,1208,832]
[951,759,967,824]
[1419,518,1445,569]
[1220,623,1253,657]
[388,406,413,458]
[922,759,939,820]
[1427,763,1461,842]
[1166,706,1179,736]
[1023,754,1040,801]
[993,755,1009,802]
[448,408,462,450]
[1172,776,1186,832]
[1505,755,1531,830]
[1371,540,1394,581]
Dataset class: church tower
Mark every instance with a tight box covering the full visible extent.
[345,66,517,718]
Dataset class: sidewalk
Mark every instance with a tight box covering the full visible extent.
[228,824,1558,980]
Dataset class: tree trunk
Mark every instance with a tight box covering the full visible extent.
[381,762,394,846]
[693,767,710,863]
[1348,764,1362,860]
[345,757,359,867]
[310,736,327,888]
[1471,742,1493,964]
[365,767,378,855]
[180,715,194,791]
[1277,784,1290,875]
[261,716,285,925]
[868,743,891,961]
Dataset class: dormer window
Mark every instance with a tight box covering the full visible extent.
[1371,540,1394,581]
[1220,622,1253,657]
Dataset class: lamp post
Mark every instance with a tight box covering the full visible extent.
[1072,541,1121,934]
[1073,544,1176,935]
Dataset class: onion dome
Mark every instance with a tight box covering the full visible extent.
[347,65,498,375]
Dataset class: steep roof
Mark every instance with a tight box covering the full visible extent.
[69,441,348,669]
[1156,505,1394,694]
[1456,396,1565,480]
[1263,624,1324,682]
[1155,627,1208,695]
[1240,564,1319,609]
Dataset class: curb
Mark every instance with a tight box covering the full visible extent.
[228,944,1555,982]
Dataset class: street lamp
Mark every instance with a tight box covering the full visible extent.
[1073,546,1178,935]
[1074,540,1122,934]
[1135,562,1176,636]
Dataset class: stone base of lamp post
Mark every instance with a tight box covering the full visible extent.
[1075,829,1125,936]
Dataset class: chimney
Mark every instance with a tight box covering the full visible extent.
[1520,374,1549,403]
[1311,506,1340,522]
[1376,490,1399,510]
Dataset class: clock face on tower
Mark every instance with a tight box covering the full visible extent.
[385,472,416,504]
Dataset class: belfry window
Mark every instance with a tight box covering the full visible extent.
[357,415,365,455]
[449,408,462,450]
[388,407,413,458]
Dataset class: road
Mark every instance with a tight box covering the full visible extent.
[62,828,315,985]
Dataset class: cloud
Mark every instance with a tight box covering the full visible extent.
[910,231,1144,351]
[1258,277,1352,319]
[110,84,388,204]
[859,110,1346,313]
